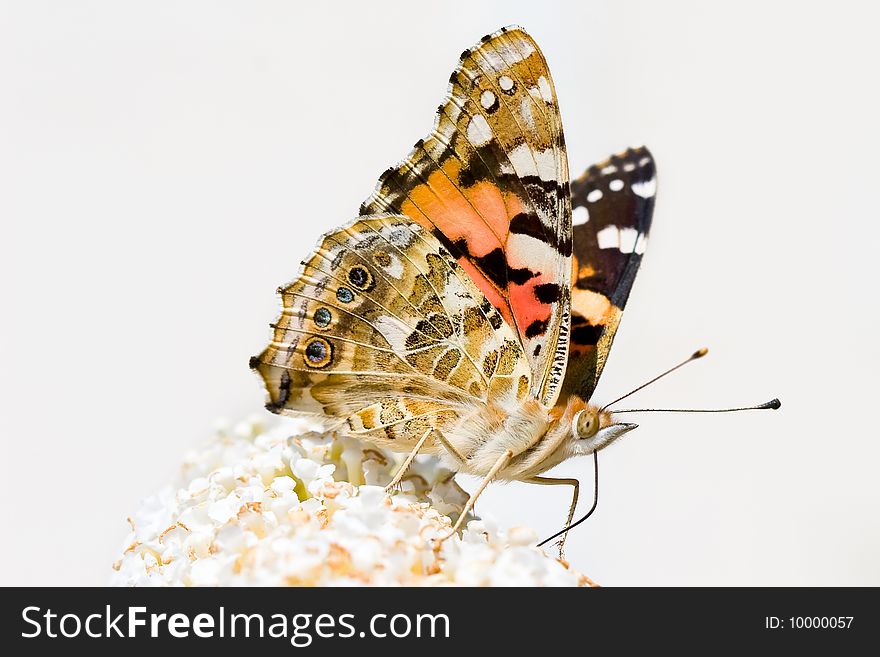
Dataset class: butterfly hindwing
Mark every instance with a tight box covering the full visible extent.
[562,146,656,401]
[250,214,532,447]
[360,25,572,408]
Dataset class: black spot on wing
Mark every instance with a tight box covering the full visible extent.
[509,210,572,256]
[509,212,546,241]
[570,318,604,346]
[264,370,292,413]
[519,175,566,195]
[457,166,478,188]
[461,244,538,289]
[507,263,539,286]
[464,244,506,288]
[533,283,561,303]
[525,318,548,338]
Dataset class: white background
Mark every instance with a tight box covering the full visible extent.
[2,1,877,586]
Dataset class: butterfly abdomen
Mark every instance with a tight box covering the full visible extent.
[449,397,553,476]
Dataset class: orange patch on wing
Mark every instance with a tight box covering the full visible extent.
[572,254,596,280]
[464,181,511,242]
[509,276,552,333]
[400,160,511,255]
[571,288,613,325]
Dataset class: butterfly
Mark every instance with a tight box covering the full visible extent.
[250,25,655,553]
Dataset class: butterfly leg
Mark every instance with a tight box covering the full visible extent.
[429,428,481,513]
[527,476,579,560]
[438,449,513,543]
[431,428,468,464]
[384,427,432,493]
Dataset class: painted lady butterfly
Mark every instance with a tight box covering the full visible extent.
[250,26,656,550]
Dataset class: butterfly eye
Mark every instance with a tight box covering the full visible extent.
[303,337,333,368]
[347,266,374,291]
[573,409,599,439]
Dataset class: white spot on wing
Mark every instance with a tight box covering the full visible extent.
[499,75,514,91]
[618,227,639,254]
[508,144,534,176]
[373,315,415,352]
[480,90,496,110]
[632,177,656,198]
[597,225,648,254]
[508,145,557,181]
[381,224,415,248]
[537,76,553,102]
[439,277,473,314]
[601,165,618,175]
[520,96,536,130]
[587,189,603,203]
[384,253,404,279]
[609,179,624,192]
[507,40,536,61]
[572,206,589,226]
[597,225,619,250]
[483,40,536,69]
[507,233,558,267]
[466,114,493,146]
[499,161,515,175]
[634,233,648,255]
[436,116,456,140]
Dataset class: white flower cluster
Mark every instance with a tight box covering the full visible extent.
[111,415,592,586]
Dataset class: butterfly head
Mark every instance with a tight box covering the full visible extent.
[559,398,639,456]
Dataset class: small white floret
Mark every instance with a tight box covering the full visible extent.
[110,416,594,587]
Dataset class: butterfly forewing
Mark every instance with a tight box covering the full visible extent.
[360,25,572,408]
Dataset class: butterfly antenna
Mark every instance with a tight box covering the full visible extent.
[601,348,709,412]
[613,398,781,414]
[537,451,599,548]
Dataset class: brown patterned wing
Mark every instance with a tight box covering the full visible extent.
[561,147,656,401]
[360,25,572,408]
[250,215,532,449]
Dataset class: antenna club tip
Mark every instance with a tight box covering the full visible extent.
[766,398,781,410]
[692,347,709,359]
